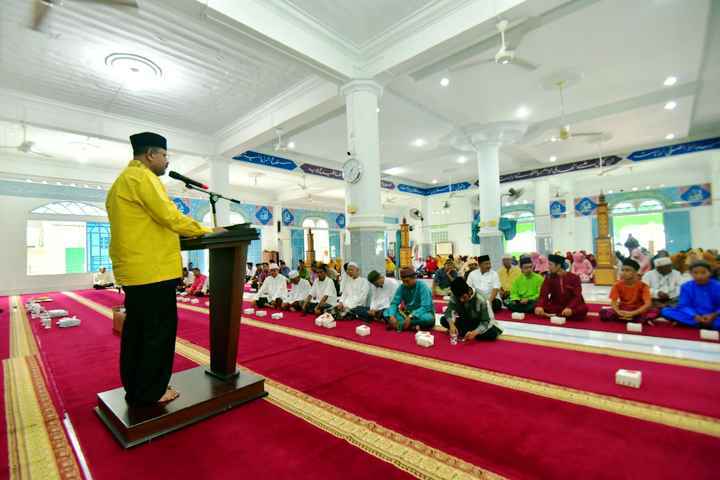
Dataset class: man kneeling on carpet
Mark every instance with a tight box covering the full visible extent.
[440,277,503,342]
[282,270,311,311]
[534,254,588,321]
[331,262,370,320]
[507,257,544,314]
[302,264,338,315]
[354,270,399,323]
[254,263,288,309]
[93,267,115,289]
[600,258,657,323]
[661,261,720,330]
[384,268,435,331]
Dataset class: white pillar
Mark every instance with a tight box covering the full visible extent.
[712,153,720,227]
[420,196,432,258]
[340,80,385,275]
[274,204,291,264]
[534,179,552,254]
[209,156,230,226]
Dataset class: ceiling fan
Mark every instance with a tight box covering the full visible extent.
[501,187,525,202]
[273,128,292,153]
[31,0,138,32]
[545,80,605,142]
[0,124,54,158]
[289,174,323,193]
[449,20,539,74]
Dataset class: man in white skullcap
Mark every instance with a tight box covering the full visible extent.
[332,262,369,320]
[282,270,312,312]
[642,256,683,308]
[253,263,288,308]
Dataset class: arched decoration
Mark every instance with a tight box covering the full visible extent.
[302,218,329,229]
[607,191,673,210]
[301,218,330,263]
[611,199,665,215]
[31,201,106,216]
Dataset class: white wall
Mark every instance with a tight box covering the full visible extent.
[0,195,97,295]
[426,195,476,255]
[691,206,720,249]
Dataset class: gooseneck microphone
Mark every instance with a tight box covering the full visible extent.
[168,170,208,190]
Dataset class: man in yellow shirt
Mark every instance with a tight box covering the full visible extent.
[498,254,521,303]
[107,132,213,406]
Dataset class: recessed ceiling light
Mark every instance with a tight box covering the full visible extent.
[663,76,677,86]
[665,133,675,140]
[432,179,438,184]
[550,137,557,143]
[287,141,295,149]
[383,167,405,176]
[412,138,427,147]
[515,106,531,119]
[105,53,162,88]
[376,107,380,113]
[632,187,638,191]
[41,180,48,184]
[608,190,614,194]
[660,184,665,188]
[25,178,32,183]
[440,77,450,87]
[549,155,557,162]
[645,185,651,190]
[70,183,76,187]
[664,100,677,110]
[56,182,62,185]
[457,156,468,164]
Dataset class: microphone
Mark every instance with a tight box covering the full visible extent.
[168,171,208,190]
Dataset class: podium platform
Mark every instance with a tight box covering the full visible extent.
[96,225,265,448]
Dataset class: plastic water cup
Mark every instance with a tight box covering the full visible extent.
[450,334,458,345]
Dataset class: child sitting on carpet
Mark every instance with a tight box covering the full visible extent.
[661,261,720,330]
[600,258,657,323]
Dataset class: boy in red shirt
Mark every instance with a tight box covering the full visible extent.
[600,258,657,323]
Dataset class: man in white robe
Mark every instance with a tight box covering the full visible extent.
[93,267,115,289]
[332,262,370,319]
[642,257,683,308]
[282,271,312,311]
[302,264,338,315]
[353,270,399,323]
[253,263,288,308]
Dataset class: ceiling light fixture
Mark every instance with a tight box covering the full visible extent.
[383,167,405,176]
[287,141,295,149]
[550,137,557,143]
[412,138,427,147]
[632,187,638,191]
[608,190,614,194]
[105,53,162,88]
[515,105,531,119]
[549,155,557,162]
[645,185,651,190]
[457,156,468,164]
[376,107,380,113]
[663,76,677,86]
[440,77,450,87]
[664,100,677,110]
[665,133,675,140]
[432,179,438,184]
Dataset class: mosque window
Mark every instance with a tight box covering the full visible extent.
[302,218,330,263]
[31,201,106,216]
[637,199,663,212]
[612,202,636,215]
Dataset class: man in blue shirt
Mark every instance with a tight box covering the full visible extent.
[662,261,720,330]
[433,259,458,296]
[385,268,436,331]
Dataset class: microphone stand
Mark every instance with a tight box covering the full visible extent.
[183,183,241,228]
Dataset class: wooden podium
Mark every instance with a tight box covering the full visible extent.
[594,194,616,285]
[95,225,268,448]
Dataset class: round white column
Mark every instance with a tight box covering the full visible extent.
[534,179,552,254]
[340,80,385,275]
[712,153,720,227]
[209,156,230,226]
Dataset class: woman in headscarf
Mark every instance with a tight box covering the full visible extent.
[630,248,651,275]
[571,251,594,282]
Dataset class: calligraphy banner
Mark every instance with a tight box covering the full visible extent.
[300,163,343,180]
[498,155,622,184]
[628,137,720,162]
[233,151,297,171]
[575,196,599,216]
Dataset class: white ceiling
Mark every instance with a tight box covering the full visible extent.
[0,0,313,133]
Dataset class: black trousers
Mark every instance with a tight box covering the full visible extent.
[507,300,536,313]
[121,278,179,405]
[490,298,503,312]
[440,315,503,341]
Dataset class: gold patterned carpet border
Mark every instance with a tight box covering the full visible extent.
[68,292,720,440]
[62,291,503,480]
[9,296,38,358]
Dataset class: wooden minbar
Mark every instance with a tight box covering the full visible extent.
[95,225,267,448]
[399,218,411,269]
[593,194,615,285]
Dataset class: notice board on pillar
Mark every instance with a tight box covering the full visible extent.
[435,242,453,256]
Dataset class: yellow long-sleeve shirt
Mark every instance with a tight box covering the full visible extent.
[498,265,521,292]
[106,160,211,286]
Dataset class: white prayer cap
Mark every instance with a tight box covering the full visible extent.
[269,263,279,270]
[655,257,672,267]
[501,254,513,260]
[347,261,359,269]
[288,270,299,279]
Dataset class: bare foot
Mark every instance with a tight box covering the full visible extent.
[158,387,179,404]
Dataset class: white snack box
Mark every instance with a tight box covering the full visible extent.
[190,299,200,304]
[322,320,336,329]
[626,322,643,333]
[47,309,69,318]
[271,313,283,320]
[550,316,566,325]
[700,329,719,341]
[511,312,525,320]
[355,325,371,336]
[442,295,450,301]
[415,331,432,341]
[416,333,434,348]
[314,317,324,327]
[255,310,267,317]
[57,316,81,328]
[615,369,642,389]
[243,308,255,315]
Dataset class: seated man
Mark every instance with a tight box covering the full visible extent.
[384,268,435,331]
[535,254,588,321]
[440,277,502,342]
[253,263,288,309]
[507,258,544,314]
[600,259,656,323]
[186,267,207,296]
[245,262,256,282]
[466,255,502,311]
[251,263,269,290]
[498,255,521,302]
[354,270,399,323]
[282,271,312,311]
[661,261,720,330]
[93,267,115,289]
[462,259,479,280]
[302,264,338,315]
[332,262,370,320]
[279,260,290,277]
[642,257,682,309]
[432,259,458,296]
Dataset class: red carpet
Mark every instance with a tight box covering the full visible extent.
[20,292,414,480]
[0,296,9,480]
[72,289,720,479]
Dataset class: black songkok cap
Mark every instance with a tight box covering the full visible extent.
[548,254,566,267]
[623,258,640,271]
[130,132,167,155]
[478,255,490,263]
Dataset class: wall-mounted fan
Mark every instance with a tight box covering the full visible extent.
[502,187,524,201]
[409,208,424,222]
